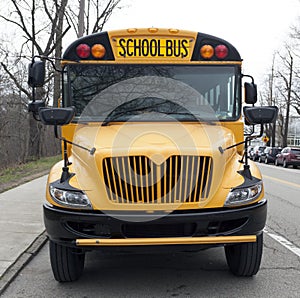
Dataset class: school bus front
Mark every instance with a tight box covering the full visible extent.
[32,28,269,281]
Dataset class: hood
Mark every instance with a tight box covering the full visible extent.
[72,122,236,160]
[67,123,237,210]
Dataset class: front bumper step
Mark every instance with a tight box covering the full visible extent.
[76,235,257,247]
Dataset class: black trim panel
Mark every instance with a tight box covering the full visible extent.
[44,200,267,249]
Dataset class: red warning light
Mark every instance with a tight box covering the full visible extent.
[76,44,91,59]
[215,45,228,59]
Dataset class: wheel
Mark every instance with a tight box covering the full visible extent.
[49,240,85,282]
[225,233,263,277]
[283,160,288,168]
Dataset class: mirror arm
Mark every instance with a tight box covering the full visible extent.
[53,125,71,183]
[53,125,96,155]
[242,74,255,84]
[220,123,264,154]
[53,124,96,183]
[33,55,62,72]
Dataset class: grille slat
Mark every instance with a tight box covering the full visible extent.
[103,155,213,204]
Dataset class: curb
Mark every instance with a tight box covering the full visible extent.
[0,231,48,296]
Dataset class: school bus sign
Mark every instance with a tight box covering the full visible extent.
[116,38,191,58]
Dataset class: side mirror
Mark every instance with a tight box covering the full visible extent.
[243,106,278,125]
[39,107,75,126]
[28,60,45,87]
[244,82,257,104]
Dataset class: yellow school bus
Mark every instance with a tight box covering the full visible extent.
[28,28,277,282]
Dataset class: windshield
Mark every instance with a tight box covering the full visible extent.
[64,64,240,123]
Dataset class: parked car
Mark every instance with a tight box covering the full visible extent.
[275,147,300,168]
[259,147,282,164]
[247,146,254,158]
[251,145,266,161]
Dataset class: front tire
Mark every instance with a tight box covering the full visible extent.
[225,233,263,277]
[49,240,85,282]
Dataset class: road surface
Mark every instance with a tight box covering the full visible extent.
[2,163,300,297]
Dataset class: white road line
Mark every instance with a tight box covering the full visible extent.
[264,228,300,258]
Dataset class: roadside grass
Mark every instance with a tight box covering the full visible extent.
[0,155,61,193]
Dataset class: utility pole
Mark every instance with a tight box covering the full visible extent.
[283,53,293,147]
[270,55,276,147]
[78,0,85,37]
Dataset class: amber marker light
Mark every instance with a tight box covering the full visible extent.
[200,45,214,59]
[91,44,106,59]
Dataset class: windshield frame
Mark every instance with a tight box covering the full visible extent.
[62,63,242,123]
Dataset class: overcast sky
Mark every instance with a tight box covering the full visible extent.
[104,0,300,84]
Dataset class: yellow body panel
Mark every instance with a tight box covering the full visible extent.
[47,122,264,211]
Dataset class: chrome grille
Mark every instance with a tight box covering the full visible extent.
[103,155,213,204]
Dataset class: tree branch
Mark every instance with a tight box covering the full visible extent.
[0,61,31,99]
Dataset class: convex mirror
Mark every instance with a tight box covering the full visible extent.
[39,107,75,126]
[243,106,278,125]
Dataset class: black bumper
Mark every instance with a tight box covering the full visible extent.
[44,199,267,249]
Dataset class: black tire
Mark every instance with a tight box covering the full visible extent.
[49,240,85,282]
[225,233,263,277]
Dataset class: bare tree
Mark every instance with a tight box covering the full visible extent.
[276,48,294,147]
[289,20,300,116]
[0,0,123,167]
[66,0,122,37]
[260,54,278,146]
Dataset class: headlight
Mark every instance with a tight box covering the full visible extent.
[224,182,263,207]
[49,185,92,209]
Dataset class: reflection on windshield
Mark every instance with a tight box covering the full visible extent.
[65,64,240,122]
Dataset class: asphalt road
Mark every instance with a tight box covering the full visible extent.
[2,163,300,298]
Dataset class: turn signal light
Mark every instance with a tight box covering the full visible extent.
[91,44,106,59]
[200,45,214,59]
[76,44,90,59]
